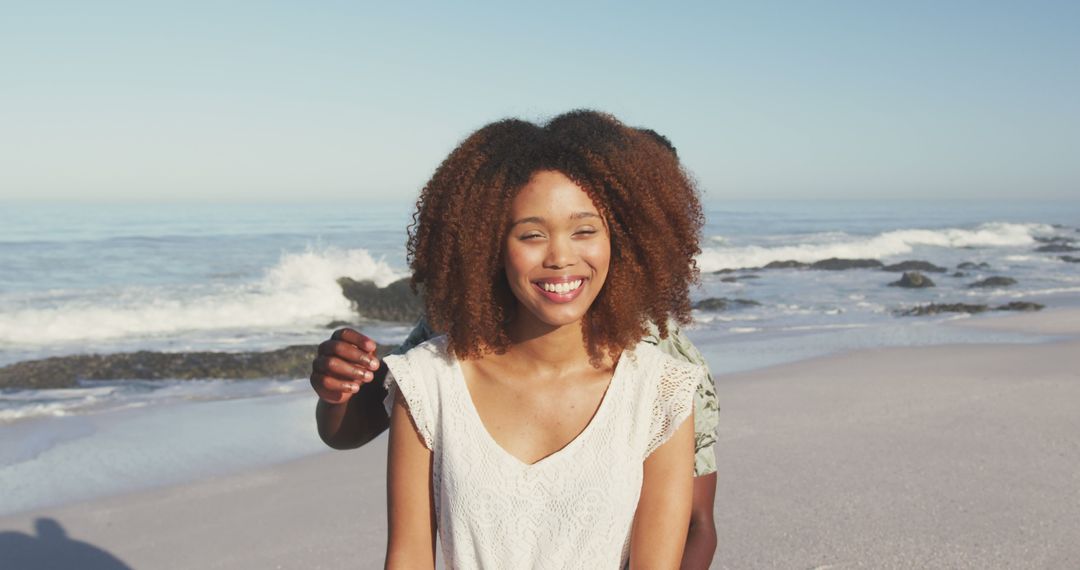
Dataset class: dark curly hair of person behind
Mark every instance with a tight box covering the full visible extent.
[406,110,704,366]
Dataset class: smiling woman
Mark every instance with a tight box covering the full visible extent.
[381,110,707,569]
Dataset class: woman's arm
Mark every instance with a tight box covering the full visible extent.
[681,472,718,569]
[630,411,695,569]
[385,391,437,569]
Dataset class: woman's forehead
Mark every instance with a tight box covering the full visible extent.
[509,171,601,217]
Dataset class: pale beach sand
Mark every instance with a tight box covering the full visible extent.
[708,327,1080,568]
[2,310,1078,569]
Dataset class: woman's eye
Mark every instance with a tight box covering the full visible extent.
[575,229,597,236]
[520,233,543,240]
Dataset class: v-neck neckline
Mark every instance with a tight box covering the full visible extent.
[451,349,629,470]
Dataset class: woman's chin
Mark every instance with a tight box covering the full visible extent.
[514,307,589,333]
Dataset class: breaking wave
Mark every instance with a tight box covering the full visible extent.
[0,247,403,345]
[697,222,1050,272]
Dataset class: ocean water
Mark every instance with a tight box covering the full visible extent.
[2,198,1079,515]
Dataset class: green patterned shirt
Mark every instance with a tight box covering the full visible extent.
[393,317,719,477]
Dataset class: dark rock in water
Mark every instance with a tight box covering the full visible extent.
[1035,244,1079,253]
[324,320,353,329]
[1061,256,1080,263]
[881,260,947,273]
[1034,235,1076,244]
[338,277,425,322]
[0,343,404,390]
[951,271,967,278]
[957,261,991,270]
[693,297,761,311]
[810,258,884,270]
[896,303,990,317]
[719,274,760,283]
[888,271,935,288]
[967,276,1017,288]
[994,301,1044,312]
[763,260,809,270]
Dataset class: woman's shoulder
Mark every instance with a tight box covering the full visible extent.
[382,335,456,405]
[385,334,454,369]
[381,335,455,450]
[624,341,703,458]
[625,339,705,380]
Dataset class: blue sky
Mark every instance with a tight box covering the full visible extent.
[2,1,1078,202]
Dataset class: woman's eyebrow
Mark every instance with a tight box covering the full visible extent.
[509,212,601,227]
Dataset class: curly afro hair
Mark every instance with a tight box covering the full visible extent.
[406,110,704,365]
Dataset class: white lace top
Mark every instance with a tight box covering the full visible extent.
[383,336,703,569]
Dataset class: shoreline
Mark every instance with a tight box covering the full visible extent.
[2,309,1078,567]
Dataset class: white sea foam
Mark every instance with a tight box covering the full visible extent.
[967,286,1080,299]
[697,222,1050,272]
[0,247,403,345]
[0,378,310,424]
[1003,255,1047,262]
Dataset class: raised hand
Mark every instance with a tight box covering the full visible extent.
[311,328,382,404]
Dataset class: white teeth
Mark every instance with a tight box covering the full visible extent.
[540,279,583,294]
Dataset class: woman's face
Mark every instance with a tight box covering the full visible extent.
[504,170,611,332]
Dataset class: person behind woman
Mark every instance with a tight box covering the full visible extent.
[382,111,706,568]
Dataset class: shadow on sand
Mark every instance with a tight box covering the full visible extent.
[0,517,133,570]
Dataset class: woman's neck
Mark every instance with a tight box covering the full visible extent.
[504,318,595,374]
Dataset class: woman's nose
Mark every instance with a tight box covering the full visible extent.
[543,235,576,269]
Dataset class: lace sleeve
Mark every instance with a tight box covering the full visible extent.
[644,358,704,459]
[383,352,435,450]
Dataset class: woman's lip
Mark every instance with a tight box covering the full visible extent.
[531,276,588,285]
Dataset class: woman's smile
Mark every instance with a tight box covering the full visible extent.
[532,276,589,302]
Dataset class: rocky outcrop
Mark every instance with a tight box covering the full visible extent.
[957,261,991,270]
[888,271,935,288]
[1034,235,1076,244]
[0,343,403,390]
[1061,256,1080,263]
[967,276,1017,288]
[720,274,760,283]
[693,297,761,311]
[338,277,425,322]
[882,261,947,273]
[324,320,353,329]
[994,301,1044,312]
[810,258,884,270]
[896,303,990,316]
[747,258,886,272]
[896,301,1044,317]
[1035,244,1079,253]
[763,260,809,270]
